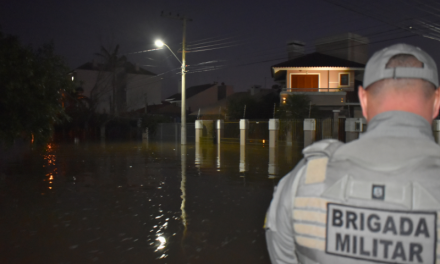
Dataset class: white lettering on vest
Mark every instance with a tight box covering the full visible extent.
[326,203,436,264]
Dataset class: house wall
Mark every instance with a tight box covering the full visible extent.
[280,91,346,106]
[307,92,346,106]
[286,69,355,91]
[315,33,369,64]
[75,69,113,113]
[125,73,162,112]
[328,70,355,89]
[187,85,218,113]
[226,85,234,97]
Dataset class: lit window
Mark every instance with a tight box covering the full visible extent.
[340,73,349,86]
[71,76,74,81]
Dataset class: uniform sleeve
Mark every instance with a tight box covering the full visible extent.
[265,159,306,264]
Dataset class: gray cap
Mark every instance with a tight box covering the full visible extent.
[363,43,439,89]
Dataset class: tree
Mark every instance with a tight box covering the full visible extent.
[227,92,280,120]
[278,94,317,120]
[0,30,74,145]
[227,95,258,120]
[95,45,127,116]
[277,94,320,139]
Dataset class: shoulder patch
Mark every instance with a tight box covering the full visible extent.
[305,157,328,184]
[303,139,344,159]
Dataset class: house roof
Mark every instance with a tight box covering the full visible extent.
[165,83,215,101]
[134,102,181,115]
[189,89,279,116]
[272,52,365,69]
[76,61,157,76]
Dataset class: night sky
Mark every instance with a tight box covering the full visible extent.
[2,0,440,99]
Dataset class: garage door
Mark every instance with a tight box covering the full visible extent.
[291,75,318,88]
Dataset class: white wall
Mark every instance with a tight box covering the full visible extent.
[74,69,162,113]
[125,73,162,112]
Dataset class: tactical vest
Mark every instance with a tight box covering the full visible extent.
[292,139,440,264]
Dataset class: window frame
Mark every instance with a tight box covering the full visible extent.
[339,72,350,87]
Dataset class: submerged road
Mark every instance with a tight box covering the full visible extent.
[0,140,302,264]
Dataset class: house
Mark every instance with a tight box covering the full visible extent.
[70,60,162,114]
[165,82,233,114]
[272,33,368,117]
[189,86,279,120]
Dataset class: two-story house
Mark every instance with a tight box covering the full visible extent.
[273,33,368,117]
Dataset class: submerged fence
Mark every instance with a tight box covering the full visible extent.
[150,123,196,141]
[150,118,363,145]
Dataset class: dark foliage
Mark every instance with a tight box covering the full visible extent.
[0,30,74,145]
[227,92,280,120]
[278,94,319,120]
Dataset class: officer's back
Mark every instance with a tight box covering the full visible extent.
[265,44,440,264]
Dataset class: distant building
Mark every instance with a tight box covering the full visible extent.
[189,87,278,120]
[70,60,162,114]
[272,33,367,116]
[165,83,233,114]
[315,33,369,65]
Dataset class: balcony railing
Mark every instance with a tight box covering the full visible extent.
[282,87,354,93]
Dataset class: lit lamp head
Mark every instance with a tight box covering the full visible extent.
[155,40,165,48]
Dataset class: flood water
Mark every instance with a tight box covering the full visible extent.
[0,140,303,264]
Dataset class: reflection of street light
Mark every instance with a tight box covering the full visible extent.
[155,39,186,144]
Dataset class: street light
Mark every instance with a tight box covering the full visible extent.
[155,39,186,144]
[154,40,164,47]
[155,40,181,64]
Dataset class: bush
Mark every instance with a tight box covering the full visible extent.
[0,30,74,145]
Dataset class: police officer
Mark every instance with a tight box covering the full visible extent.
[265,43,440,264]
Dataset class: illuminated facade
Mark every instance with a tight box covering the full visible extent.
[272,52,365,111]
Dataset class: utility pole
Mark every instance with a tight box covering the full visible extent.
[161,11,192,145]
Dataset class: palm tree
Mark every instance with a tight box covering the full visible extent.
[95,45,126,116]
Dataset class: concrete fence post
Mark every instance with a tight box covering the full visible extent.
[216,119,224,145]
[142,128,149,140]
[239,145,249,173]
[345,118,363,143]
[195,120,203,143]
[433,120,440,144]
[304,119,316,148]
[332,110,340,139]
[240,119,249,146]
[195,140,202,167]
[286,122,293,146]
[269,119,279,148]
[268,147,278,179]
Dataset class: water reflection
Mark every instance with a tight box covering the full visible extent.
[216,143,221,170]
[268,147,278,179]
[1,140,303,264]
[194,142,215,168]
[195,142,201,167]
[156,236,166,250]
[181,145,188,237]
[43,143,57,190]
[239,145,249,173]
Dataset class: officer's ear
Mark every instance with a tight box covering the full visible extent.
[432,87,440,120]
[358,86,368,120]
